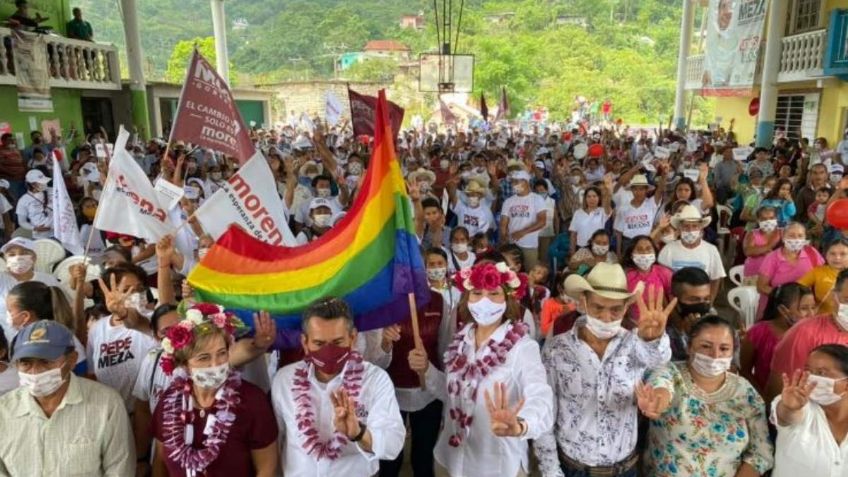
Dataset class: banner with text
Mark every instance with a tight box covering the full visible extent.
[12,30,53,112]
[170,49,254,163]
[701,0,767,96]
[348,88,404,138]
[194,152,296,247]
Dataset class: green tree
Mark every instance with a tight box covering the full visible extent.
[164,37,238,85]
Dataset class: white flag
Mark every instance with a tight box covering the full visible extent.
[51,157,83,255]
[300,112,315,133]
[326,91,342,126]
[194,152,296,246]
[93,127,176,243]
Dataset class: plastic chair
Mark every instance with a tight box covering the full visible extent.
[33,239,66,274]
[728,286,760,330]
[716,204,734,261]
[54,256,102,284]
[728,265,744,287]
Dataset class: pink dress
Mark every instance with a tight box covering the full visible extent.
[743,229,779,278]
[626,264,673,322]
[756,246,824,319]
[744,320,782,391]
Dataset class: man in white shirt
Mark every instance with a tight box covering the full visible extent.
[658,205,726,302]
[271,297,405,477]
[533,263,674,476]
[613,173,665,256]
[500,170,547,269]
[15,169,53,239]
[449,179,495,237]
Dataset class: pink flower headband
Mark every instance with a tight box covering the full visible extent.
[159,302,247,375]
[453,262,528,300]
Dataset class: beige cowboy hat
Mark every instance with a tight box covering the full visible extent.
[671,204,712,229]
[564,262,643,301]
[625,174,655,191]
[408,168,436,184]
[464,179,487,196]
[506,159,525,171]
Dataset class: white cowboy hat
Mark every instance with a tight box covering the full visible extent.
[573,143,588,159]
[464,179,487,196]
[408,168,436,184]
[564,262,643,301]
[625,174,655,191]
[298,161,323,177]
[671,204,712,229]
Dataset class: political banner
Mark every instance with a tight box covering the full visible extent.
[326,90,343,126]
[348,88,405,138]
[170,49,254,163]
[702,0,767,96]
[194,152,297,247]
[12,30,53,112]
[94,127,176,242]
[52,157,83,255]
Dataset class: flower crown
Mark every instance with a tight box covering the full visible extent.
[453,262,528,300]
[159,302,248,375]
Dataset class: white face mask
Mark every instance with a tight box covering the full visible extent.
[584,315,622,340]
[19,366,66,397]
[690,353,732,378]
[124,292,148,314]
[348,164,362,175]
[467,196,481,207]
[591,244,609,256]
[680,230,701,245]
[451,243,469,254]
[836,303,848,331]
[5,255,34,275]
[313,214,333,228]
[468,297,507,326]
[440,159,450,170]
[633,253,656,271]
[758,219,778,232]
[191,362,230,389]
[427,267,447,281]
[807,374,847,406]
[316,188,332,198]
[784,238,808,253]
[662,234,676,244]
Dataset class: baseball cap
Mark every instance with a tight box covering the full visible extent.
[25,169,50,184]
[12,321,75,361]
[510,171,532,182]
[309,197,333,211]
[1,237,36,255]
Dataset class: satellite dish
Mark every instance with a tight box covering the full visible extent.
[573,143,588,160]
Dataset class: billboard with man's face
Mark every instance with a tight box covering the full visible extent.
[701,0,768,96]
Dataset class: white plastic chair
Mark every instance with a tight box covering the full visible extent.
[728,265,744,287]
[716,204,734,262]
[728,286,760,330]
[33,239,66,274]
[54,256,102,284]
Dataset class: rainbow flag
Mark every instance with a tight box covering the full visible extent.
[187,90,429,335]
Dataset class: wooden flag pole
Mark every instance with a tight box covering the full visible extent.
[408,292,427,390]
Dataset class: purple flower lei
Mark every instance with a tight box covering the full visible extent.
[444,321,528,447]
[160,369,242,475]
[293,351,365,461]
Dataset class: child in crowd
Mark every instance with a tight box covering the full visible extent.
[807,186,832,246]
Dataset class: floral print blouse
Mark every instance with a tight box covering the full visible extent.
[643,363,774,477]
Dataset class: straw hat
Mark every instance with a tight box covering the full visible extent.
[464,179,487,196]
[671,204,712,229]
[626,174,655,191]
[408,168,436,184]
[564,262,643,301]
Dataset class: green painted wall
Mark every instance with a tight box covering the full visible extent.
[236,100,265,128]
[0,0,71,35]
[0,85,83,148]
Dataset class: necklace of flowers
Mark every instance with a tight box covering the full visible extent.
[444,321,528,447]
[160,369,242,476]
[292,350,365,461]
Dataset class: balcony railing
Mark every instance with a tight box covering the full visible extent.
[0,27,121,91]
[684,29,828,90]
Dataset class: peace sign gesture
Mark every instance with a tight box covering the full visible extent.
[484,382,526,437]
[636,285,677,341]
[780,369,815,411]
[98,274,133,320]
[635,382,671,419]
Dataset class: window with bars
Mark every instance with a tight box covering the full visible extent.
[775,95,805,140]
[792,0,822,33]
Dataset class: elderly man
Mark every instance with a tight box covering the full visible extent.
[534,263,675,477]
[500,169,547,269]
[271,297,405,476]
[658,204,726,302]
[0,321,133,475]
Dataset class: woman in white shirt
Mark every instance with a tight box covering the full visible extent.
[409,261,554,477]
[569,179,613,255]
[15,169,53,239]
[447,227,476,274]
[772,344,848,477]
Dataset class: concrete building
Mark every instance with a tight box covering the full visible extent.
[363,40,411,61]
[257,80,388,124]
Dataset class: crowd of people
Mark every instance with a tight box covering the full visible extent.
[0,115,846,477]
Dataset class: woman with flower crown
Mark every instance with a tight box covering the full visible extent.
[408,261,554,477]
[150,302,278,477]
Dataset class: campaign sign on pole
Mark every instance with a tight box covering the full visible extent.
[348,88,405,138]
[52,157,83,254]
[94,127,176,242]
[701,0,767,96]
[170,49,254,163]
[194,152,297,247]
[326,91,343,126]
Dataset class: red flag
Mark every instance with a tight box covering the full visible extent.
[480,93,489,122]
[439,98,456,125]
[170,49,255,164]
[348,87,405,138]
[495,86,510,121]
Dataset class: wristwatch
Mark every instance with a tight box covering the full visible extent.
[516,417,528,437]
[350,421,367,442]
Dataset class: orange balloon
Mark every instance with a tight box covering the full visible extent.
[826,198,848,230]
